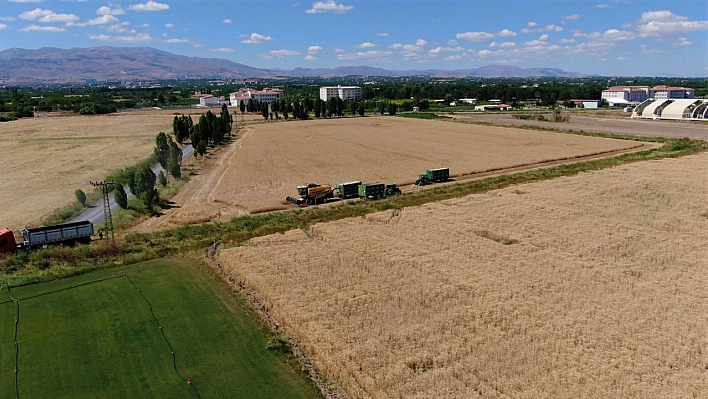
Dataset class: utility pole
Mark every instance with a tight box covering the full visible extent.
[91,180,115,241]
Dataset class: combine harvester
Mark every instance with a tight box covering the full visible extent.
[0,220,94,254]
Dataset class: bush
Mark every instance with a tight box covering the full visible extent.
[75,189,87,206]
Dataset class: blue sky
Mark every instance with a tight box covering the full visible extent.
[0,0,706,76]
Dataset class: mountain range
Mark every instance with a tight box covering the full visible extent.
[0,46,586,83]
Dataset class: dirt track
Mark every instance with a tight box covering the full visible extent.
[133,117,650,231]
[450,112,708,140]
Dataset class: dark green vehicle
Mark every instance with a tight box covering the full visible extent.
[415,168,449,185]
[358,183,385,199]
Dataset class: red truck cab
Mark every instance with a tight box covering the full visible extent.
[0,228,17,254]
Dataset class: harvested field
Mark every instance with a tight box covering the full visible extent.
[450,112,708,140]
[136,117,647,230]
[0,108,259,231]
[219,152,708,398]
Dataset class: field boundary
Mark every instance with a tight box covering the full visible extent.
[1,275,202,398]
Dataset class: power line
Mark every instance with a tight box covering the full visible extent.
[90,180,115,241]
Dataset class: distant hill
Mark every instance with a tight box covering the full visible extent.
[0,46,269,82]
[0,46,586,83]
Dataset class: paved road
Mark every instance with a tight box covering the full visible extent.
[70,144,194,226]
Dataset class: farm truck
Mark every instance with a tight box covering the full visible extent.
[415,168,450,186]
[0,220,94,254]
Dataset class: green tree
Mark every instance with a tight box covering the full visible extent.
[379,102,385,115]
[351,101,357,116]
[158,170,167,187]
[75,189,86,206]
[388,102,398,116]
[358,102,365,116]
[444,94,453,106]
[239,100,245,114]
[114,185,128,209]
[154,132,170,169]
[168,141,182,179]
[261,102,269,120]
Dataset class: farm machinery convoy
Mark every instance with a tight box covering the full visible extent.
[286,168,448,207]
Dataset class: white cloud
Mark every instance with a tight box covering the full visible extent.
[128,1,169,12]
[635,10,708,36]
[307,45,322,53]
[489,41,516,48]
[0,23,8,30]
[22,24,66,32]
[563,14,579,21]
[270,49,301,57]
[305,54,317,61]
[355,42,376,48]
[88,33,152,42]
[456,29,516,42]
[674,37,693,47]
[497,29,517,37]
[0,17,16,21]
[241,32,272,44]
[478,49,493,57]
[97,5,125,16]
[376,32,388,37]
[617,56,626,60]
[306,0,354,14]
[337,50,391,60]
[210,47,234,52]
[165,38,190,43]
[70,14,119,26]
[445,55,464,61]
[334,48,344,53]
[539,34,549,41]
[456,31,495,41]
[428,46,464,54]
[526,21,537,27]
[596,3,613,8]
[222,19,232,24]
[559,38,576,43]
[164,23,173,28]
[9,0,41,3]
[522,24,563,34]
[38,13,79,23]
[524,39,547,46]
[19,8,54,20]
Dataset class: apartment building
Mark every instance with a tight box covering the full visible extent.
[319,85,362,101]
[229,87,284,106]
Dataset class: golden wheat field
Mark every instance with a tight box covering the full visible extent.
[0,108,258,231]
[219,152,708,398]
[136,117,647,229]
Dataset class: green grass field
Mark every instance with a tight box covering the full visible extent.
[0,258,321,399]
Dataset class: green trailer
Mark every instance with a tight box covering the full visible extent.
[358,183,385,199]
[336,181,362,199]
[416,167,449,185]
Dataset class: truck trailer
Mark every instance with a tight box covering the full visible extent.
[0,220,94,254]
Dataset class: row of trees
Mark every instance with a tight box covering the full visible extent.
[172,104,233,156]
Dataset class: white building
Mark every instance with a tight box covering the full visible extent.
[198,95,227,107]
[651,85,695,100]
[632,98,708,120]
[601,86,652,103]
[229,87,284,106]
[319,86,362,101]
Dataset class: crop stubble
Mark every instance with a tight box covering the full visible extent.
[138,117,643,230]
[219,152,708,398]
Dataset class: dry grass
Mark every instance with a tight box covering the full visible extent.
[219,152,708,398]
[0,108,261,231]
[137,117,643,230]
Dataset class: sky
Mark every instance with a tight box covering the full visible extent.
[0,0,706,77]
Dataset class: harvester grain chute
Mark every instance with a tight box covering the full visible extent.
[286,183,334,206]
